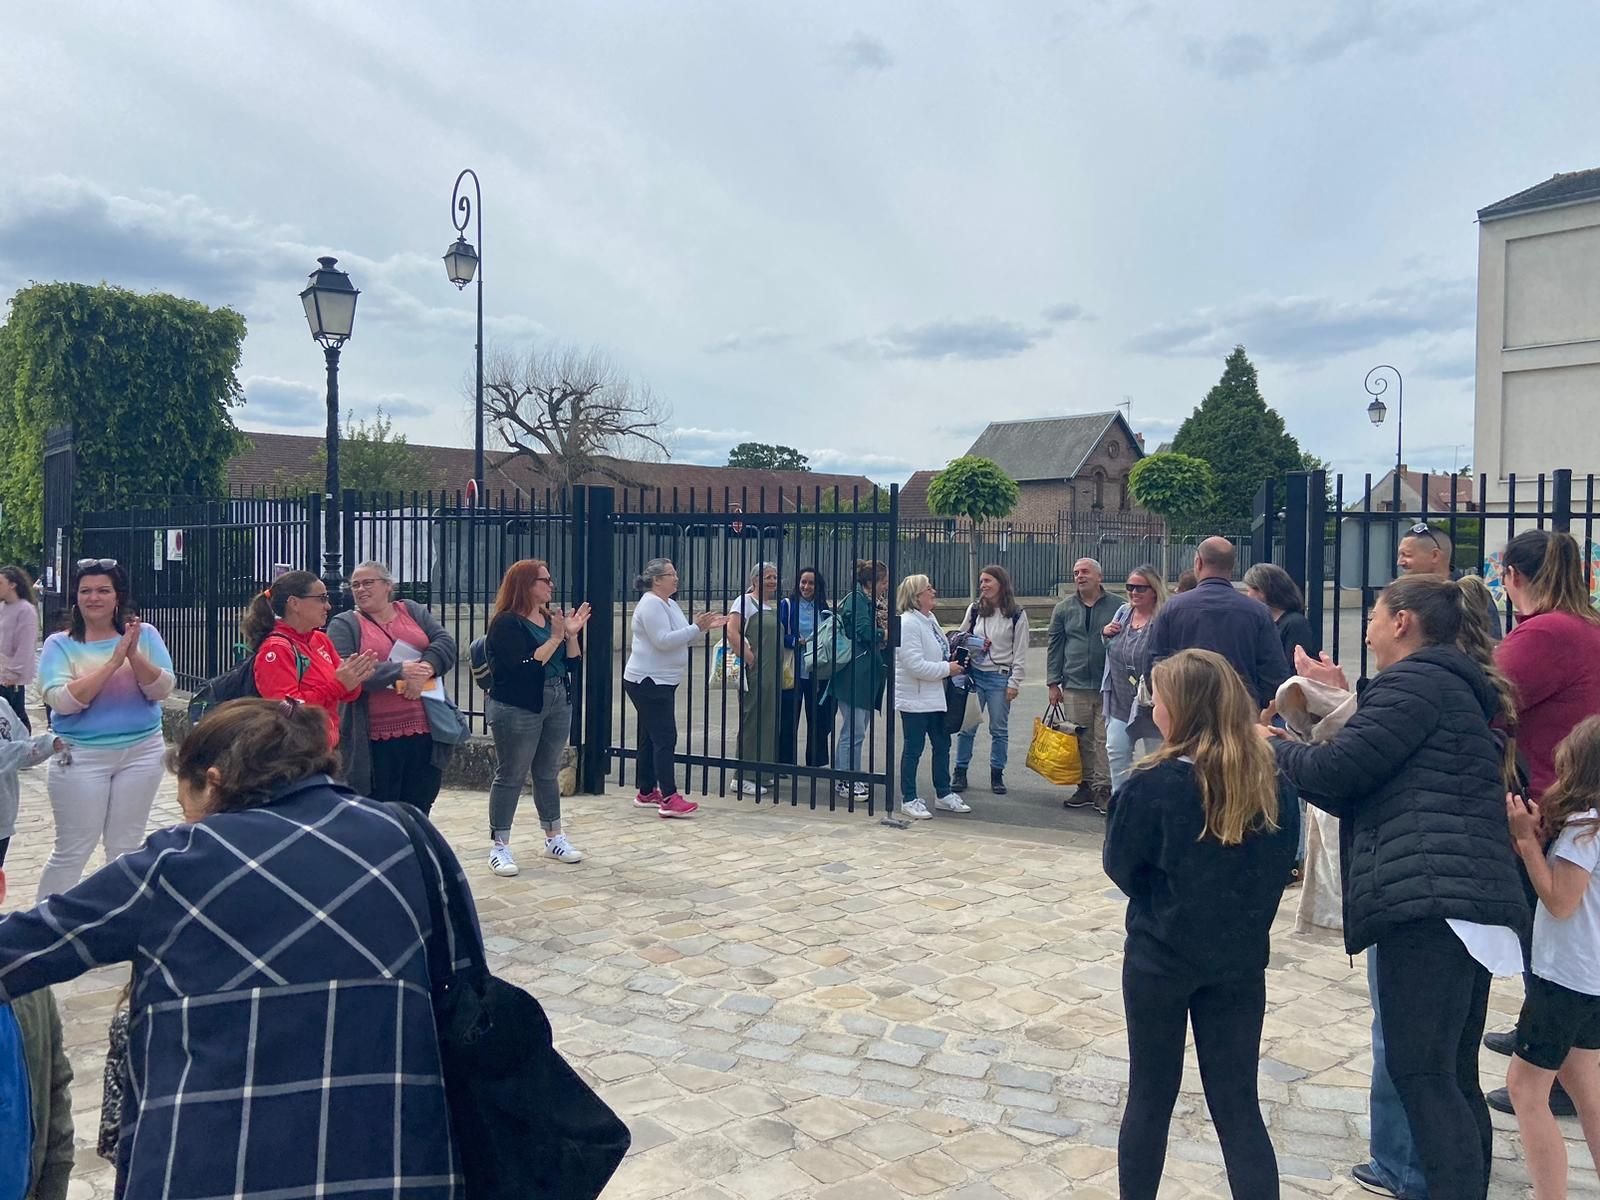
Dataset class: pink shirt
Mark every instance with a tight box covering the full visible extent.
[0,600,38,686]
[358,605,433,741]
[1496,610,1600,801]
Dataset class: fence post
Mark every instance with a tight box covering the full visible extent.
[580,487,616,794]
[883,484,899,816]
[1305,470,1327,655]
[1251,479,1276,573]
[341,490,359,600]
[1553,469,1574,534]
[203,503,220,678]
[307,493,323,577]
[1283,473,1309,598]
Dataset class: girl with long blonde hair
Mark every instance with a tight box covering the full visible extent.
[1103,649,1291,1199]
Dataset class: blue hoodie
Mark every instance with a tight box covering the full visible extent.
[0,1004,32,1198]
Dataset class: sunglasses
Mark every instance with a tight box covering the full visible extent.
[534,576,555,585]
[297,592,333,605]
[1408,523,1442,549]
[1126,583,1153,593]
[76,558,118,572]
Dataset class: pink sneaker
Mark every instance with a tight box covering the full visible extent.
[633,789,663,809]
[658,794,699,819]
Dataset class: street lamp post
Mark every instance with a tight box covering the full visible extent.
[299,256,359,604]
[444,169,484,498]
[1364,364,1403,474]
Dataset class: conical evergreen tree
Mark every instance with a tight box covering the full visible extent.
[1170,345,1309,521]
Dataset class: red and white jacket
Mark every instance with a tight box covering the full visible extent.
[252,620,361,747]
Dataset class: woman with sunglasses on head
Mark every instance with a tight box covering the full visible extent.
[486,559,591,874]
[243,570,378,751]
[0,566,39,731]
[34,559,175,901]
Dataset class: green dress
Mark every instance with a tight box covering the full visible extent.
[825,587,887,712]
[738,607,785,787]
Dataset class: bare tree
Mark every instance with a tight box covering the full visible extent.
[478,345,671,496]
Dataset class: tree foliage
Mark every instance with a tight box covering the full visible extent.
[1170,345,1312,522]
[0,283,247,564]
[925,456,1021,601]
[272,407,437,496]
[727,442,809,471]
[1128,453,1216,525]
[481,344,671,497]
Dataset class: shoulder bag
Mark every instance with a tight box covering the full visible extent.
[387,802,631,1199]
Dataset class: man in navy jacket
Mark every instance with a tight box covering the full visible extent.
[1145,537,1290,711]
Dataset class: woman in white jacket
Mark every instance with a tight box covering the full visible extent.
[624,559,728,818]
[895,574,970,820]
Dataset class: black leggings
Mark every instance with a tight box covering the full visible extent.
[781,676,835,767]
[1120,962,1279,1199]
[369,734,443,816]
[625,679,678,797]
[1373,919,1493,1200]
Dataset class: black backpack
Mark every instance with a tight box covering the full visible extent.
[187,635,308,726]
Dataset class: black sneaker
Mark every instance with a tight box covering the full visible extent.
[1487,1082,1578,1117]
[990,769,1007,795]
[951,767,968,793]
[1064,784,1096,809]
[1349,1163,1398,1197]
[1483,1029,1516,1057]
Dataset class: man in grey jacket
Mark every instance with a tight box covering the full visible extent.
[1046,558,1122,812]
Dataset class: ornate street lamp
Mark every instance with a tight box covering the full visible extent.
[1363,364,1403,474]
[300,255,359,603]
[445,169,484,498]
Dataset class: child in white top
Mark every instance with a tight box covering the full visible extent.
[1507,714,1600,1198]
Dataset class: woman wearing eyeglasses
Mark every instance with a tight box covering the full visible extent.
[35,559,175,900]
[244,571,378,751]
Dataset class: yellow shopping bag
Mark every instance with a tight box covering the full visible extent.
[1025,705,1083,787]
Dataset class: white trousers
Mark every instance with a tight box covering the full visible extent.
[37,732,165,902]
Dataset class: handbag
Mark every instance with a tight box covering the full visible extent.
[708,641,743,687]
[941,678,969,735]
[387,802,631,1199]
[1126,673,1161,743]
[1025,704,1084,786]
[424,693,474,745]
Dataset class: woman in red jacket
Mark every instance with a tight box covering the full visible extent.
[245,571,376,747]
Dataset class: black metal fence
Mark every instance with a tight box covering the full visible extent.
[1266,468,1600,682]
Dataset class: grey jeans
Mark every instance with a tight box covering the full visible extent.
[488,683,570,837]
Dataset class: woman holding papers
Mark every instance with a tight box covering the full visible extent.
[327,561,459,813]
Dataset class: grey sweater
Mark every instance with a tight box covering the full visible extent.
[0,704,54,841]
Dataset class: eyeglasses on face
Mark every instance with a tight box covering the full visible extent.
[534,575,555,585]
[349,578,388,590]
[76,558,118,572]
[297,591,333,605]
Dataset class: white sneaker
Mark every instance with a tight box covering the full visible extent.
[488,841,519,876]
[544,835,584,864]
[834,782,853,798]
[934,794,972,814]
[851,782,870,798]
[902,798,932,820]
[739,781,769,796]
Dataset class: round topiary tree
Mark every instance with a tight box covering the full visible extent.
[925,456,1021,603]
[1128,452,1216,581]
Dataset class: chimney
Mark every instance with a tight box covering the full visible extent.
[1135,433,1144,447]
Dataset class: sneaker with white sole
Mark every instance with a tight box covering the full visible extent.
[633,789,663,809]
[658,794,699,818]
[488,841,519,876]
[851,782,870,798]
[834,782,853,798]
[544,835,584,864]
[739,781,768,796]
[934,794,972,814]
[902,798,932,820]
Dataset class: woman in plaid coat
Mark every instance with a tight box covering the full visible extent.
[0,699,474,1199]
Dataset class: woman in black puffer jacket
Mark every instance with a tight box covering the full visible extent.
[1270,574,1529,1200]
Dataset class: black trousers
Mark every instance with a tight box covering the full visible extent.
[625,678,679,797]
[781,676,834,766]
[369,734,443,816]
[0,685,29,732]
[1373,919,1493,1200]
[1120,962,1279,1200]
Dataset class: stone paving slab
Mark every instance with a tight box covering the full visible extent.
[2,763,1596,1198]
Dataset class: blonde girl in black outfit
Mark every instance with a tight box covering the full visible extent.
[1103,648,1294,1200]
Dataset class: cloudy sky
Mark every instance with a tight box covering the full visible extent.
[2,1,1596,488]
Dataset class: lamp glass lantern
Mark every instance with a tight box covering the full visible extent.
[299,256,360,347]
[444,236,479,290]
[1367,397,1387,427]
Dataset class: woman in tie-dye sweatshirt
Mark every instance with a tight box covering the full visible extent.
[35,561,173,901]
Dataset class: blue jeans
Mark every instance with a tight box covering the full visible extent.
[1106,716,1158,794]
[955,669,1012,771]
[833,703,874,773]
[899,711,951,802]
[1366,947,1429,1198]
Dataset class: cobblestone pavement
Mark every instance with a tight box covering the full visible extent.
[6,766,1596,1199]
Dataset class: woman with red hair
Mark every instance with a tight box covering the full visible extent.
[485,559,590,875]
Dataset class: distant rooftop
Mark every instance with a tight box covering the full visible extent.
[1479,167,1600,221]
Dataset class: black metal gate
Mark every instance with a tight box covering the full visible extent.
[584,485,900,814]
